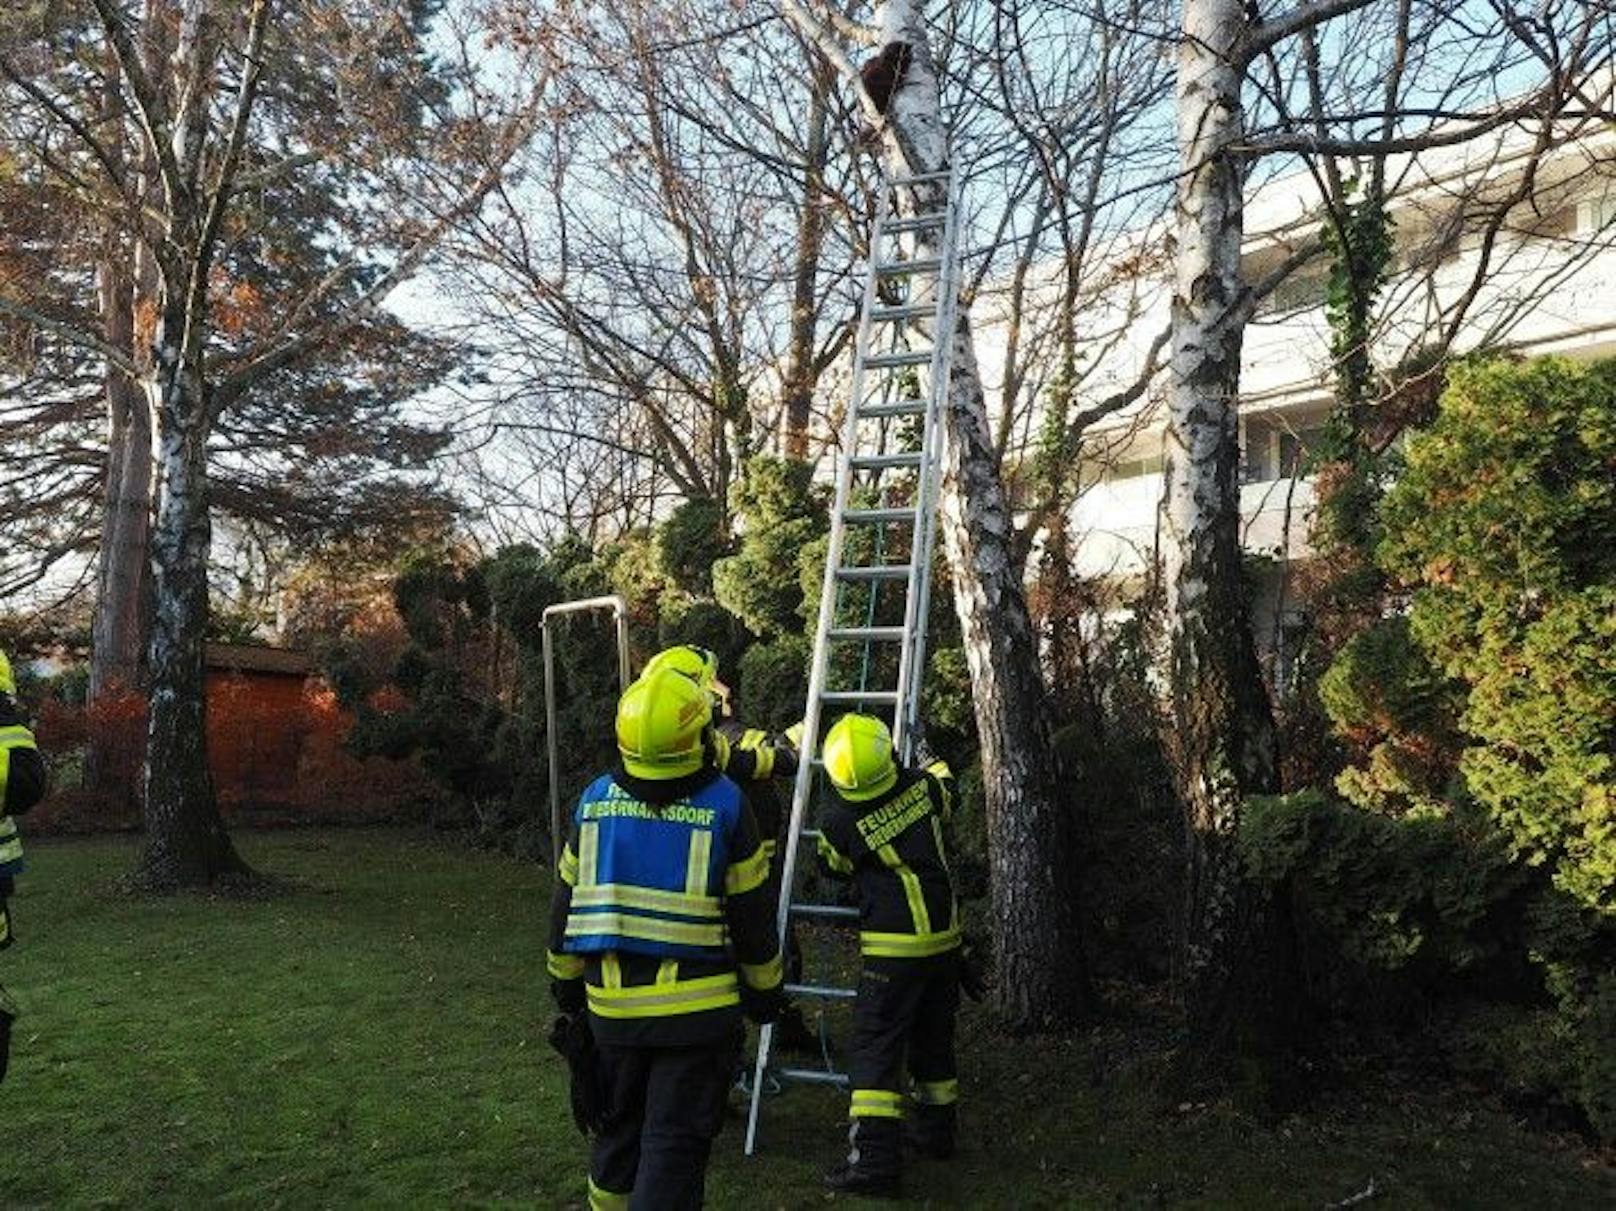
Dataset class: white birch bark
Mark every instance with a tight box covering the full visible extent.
[1162,0,1280,1049]
[139,282,239,885]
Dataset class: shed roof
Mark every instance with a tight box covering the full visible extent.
[204,643,314,677]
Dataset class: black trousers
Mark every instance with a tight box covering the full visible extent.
[843,951,960,1174]
[590,1032,740,1210]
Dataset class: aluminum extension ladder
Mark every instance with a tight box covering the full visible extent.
[744,162,963,1154]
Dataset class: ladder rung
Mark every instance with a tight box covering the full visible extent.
[864,350,932,370]
[776,1067,851,1088]
[890,170,951,186]
[790,903,861,921]
[829,626,905,642]
[835,565,911,582]
[820,689,899,706]
[849,452,922,472]
[871,303,933,323]
[884,212,947,234]
[785,982,858,1001]
[858,400,926,420]
[842,506,919,524]
[874,257,942,277]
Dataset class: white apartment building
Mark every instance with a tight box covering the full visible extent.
[970,123,1616,611]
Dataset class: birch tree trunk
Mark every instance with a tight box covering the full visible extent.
[115,0,254,887]
[868,0,1087,1027]
[1162,0,1290,1079]
[19,0,526,885]
[138,291,243,886]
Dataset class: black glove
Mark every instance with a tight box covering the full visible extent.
[547,1012,607,1135]
[740,983,787,1026]
[551,977,586,1015]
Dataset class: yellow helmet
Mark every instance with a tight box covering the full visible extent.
[822,713,898,802]
[642,644,718,687]
[642,644,731,716]
[616,666,713,780]
[0,649,13,697]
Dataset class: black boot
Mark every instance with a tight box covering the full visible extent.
[903,1102,956,1159]
[823,1118,902,1198]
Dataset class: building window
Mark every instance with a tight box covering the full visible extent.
[1519,203,1578,241]
[1274,613,1312,701]
[1107,453,1164,482]
[1581,193,1616,234]
[1255,268,1328,317]
[1242,416,1328,483]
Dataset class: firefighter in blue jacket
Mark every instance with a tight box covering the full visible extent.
[816,713,962,1197]
[547,666,785,1209]
[638,644,818,1051]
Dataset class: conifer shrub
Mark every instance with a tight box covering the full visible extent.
[1296,356,1616,1137]
[736,634,810,732]
[1241,790,1616,1138]
[656,600,751,681]
[1316,616,1461,814]
[1373,356,1615,915]
[712,457,828,636]
[656,497,731,595]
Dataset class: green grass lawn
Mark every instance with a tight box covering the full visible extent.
[1,830,1610,1209]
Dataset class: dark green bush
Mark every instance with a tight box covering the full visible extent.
[737,634,810,731]
[1057,719,1179,983]
[656,497,731,595]
[1241,789,1616,1138]
[657,600,752,680]
[713,457,828,637]
[1370,356,1616,914]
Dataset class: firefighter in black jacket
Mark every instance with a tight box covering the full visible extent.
[1,649,47,1084]
[1,649,47,949]
[546,667,785,1210]
[816,712,961,1198]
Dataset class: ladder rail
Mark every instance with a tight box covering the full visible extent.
[745,182,895,1158]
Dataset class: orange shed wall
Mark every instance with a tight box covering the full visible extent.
[206,670,312,805]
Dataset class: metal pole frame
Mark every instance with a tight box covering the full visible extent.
[543,595,633,864]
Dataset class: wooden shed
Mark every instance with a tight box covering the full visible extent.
[205,642,317,808]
